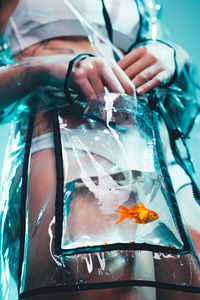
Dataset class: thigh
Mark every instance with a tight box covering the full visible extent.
[157,289,200,300]
[23,287,144,300]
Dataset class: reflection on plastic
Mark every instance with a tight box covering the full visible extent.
[58,94,183,254]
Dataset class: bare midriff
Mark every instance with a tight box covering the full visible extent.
[16,36,96,60]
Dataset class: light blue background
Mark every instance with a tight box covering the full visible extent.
[0,0,199,178]
[159,0,200,68]
[159,0,200,182]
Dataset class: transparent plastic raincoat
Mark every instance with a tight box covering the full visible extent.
[0,1,200,299]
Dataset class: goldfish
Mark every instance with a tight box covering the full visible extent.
[115,202,159,225]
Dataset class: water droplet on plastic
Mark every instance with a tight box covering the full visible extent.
[153,252,161,260]
[155,4,161,11]
[172,272,176,279]
[98,268,103,275]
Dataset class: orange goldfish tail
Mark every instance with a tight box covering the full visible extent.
[115,214,128,225]
[115,205,129,214]
[115,205,130,225]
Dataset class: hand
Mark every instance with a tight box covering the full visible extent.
[69,56,135,100]
[118,42,176,95]
[30,55,135,100]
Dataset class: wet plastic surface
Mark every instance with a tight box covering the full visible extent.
[57,95,183,253]
[16,94,200,297]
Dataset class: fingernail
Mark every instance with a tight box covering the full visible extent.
[137,87,144,94]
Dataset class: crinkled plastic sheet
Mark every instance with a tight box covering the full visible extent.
[58,94,183,253]
[0,54,77,125]
[0,119,28,299]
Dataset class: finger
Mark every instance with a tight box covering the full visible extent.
[133,64,163,88]
[71,74,97,100]
[118,46,147,70]
[137,71,168,95]
[112,65,136,96]
[125,54,157,80]
[100,66,125,94]
[88,72,105,95]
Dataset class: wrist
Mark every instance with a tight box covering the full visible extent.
[22,61,45,92]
